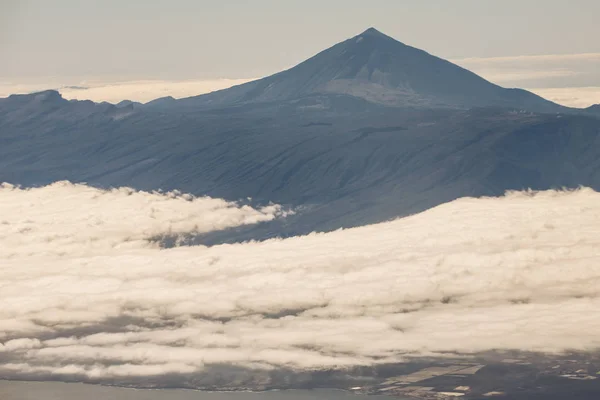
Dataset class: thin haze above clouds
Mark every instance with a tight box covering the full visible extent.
[1,182,600,386]
[454,52,600,108]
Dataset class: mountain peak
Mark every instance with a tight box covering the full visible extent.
[5,90,67,106]
[354,27,395,43]
[361,27,386,36]
[174,28,561,112]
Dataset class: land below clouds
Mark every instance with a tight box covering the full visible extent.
[2,352,600,400]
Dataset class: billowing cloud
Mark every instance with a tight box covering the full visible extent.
[0,181,287,258]
[1,183,600,387]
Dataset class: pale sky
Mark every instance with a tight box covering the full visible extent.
[1,0,600,106]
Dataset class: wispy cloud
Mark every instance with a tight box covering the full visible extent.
[455,53,600,64]
[453,53,600,107]
[1,182,600,386]
[528,86,600,109]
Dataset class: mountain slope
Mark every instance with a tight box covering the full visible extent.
[169,28,562,112]
[2,91,599,243]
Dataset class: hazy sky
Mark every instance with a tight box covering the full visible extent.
[2,0,599,80]
[1,0,600,105]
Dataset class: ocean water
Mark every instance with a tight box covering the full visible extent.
[0,381,395,400]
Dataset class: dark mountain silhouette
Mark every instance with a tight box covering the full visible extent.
[587,104,600,114]
[116,99,143,108]
[145,96,176,107]
[164,28,562,112]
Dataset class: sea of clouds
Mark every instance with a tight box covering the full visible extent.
[1,182,600,386]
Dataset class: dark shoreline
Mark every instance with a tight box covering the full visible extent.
[2,353,600,400]
[0,380,398,400]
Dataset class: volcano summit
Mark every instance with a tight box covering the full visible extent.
[161,28,562,112]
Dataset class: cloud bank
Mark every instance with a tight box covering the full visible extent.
[453,53,600,86]
[0,181,286,258]
[1,183,600,387]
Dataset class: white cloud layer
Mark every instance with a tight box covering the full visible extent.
[0,79,254,104]
[1,183,600,384]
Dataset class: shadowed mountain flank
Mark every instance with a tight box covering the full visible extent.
[2,88,600,243]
